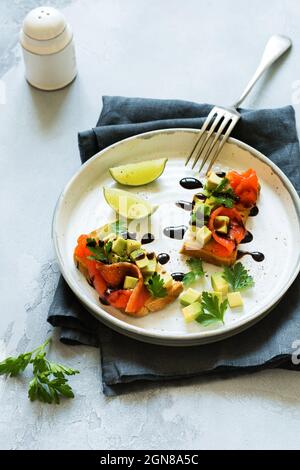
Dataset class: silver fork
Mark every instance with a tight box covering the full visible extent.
[186,34,292,175]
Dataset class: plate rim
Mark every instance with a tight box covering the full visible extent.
[52,128,300,345]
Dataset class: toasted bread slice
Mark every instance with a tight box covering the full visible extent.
[180,232,237,267]
[74,227,183,317]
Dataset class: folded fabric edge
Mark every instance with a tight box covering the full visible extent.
[102,354,297,396]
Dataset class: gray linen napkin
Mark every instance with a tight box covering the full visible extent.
[48,96,300,396]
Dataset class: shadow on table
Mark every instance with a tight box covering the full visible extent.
[27,76,77,131]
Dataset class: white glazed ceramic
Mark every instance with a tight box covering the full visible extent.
[52,129,300,346]
[20,6,77,91]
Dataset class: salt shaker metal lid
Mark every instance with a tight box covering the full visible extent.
[20,6,77,90]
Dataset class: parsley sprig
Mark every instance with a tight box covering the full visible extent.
[145,273,167,298]
[222,262,254,291]
[86,238,112,263]
[0,338,79,404]
[196,292,228,326]
[204,177,236,208]
[183,258,205,287]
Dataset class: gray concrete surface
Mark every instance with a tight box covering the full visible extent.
[1,0,300,450]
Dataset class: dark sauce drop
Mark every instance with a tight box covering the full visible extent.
[180,177,203,190]
[157,253,170,265]
[171,272,185,282]
[99,296,110,306]
[163,225,188,240]
[141,233,155,245]
[175,200,193,211]
[241,231,253,244]
[216,172,226,178]
[237,251,265,262]
[249,206,259,217]
[87,277,94,287]
[193,193,207,202]
[135,252,146,261]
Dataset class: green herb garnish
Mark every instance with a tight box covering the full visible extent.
[196,292,228,326]
[222,262,255,291]
[205,177,236,208]
[0,338,79,404]
[86,238,111,262]
[145,273,167,298]
[183,258,205,287]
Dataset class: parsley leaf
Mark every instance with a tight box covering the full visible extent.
[0,352,32,376]
[0,338,79,405]
[145,273,167,298]
[196,292,228,326]
[183,258,205,287]
[222,262,255,291]
[86,238,111,262]
[205,177,236,208]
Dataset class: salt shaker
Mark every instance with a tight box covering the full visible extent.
[20,6,77,91]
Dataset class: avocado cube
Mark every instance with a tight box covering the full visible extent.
[196,226,212,247]
[205,196,220,211]
[123,276,138,290]
[130,248,145,261]
[112,237,127,256]
[214,215,230,234]
[206,172,223,191]
[130,249,148,269]
[180,288,201,306]
[159,271,173,289]
[141,257,157,276]
[227,292,243,308]
[126,239,141,255]
[211,272,229,295]
[136,257,149,269]
[182,302,202,323]
[108,253,122,264]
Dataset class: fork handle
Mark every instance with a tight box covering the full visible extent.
[232,35,292,109]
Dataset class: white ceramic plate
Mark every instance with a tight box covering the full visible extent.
[52,129,300,346]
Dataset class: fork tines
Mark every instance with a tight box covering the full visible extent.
[185,106,240,175]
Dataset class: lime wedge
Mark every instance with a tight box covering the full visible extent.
[103,187,157,220]
[109,158,167,186]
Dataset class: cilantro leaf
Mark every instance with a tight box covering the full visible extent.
[222,262,255,291]
[183,258,205,287]
[214,177,231,193]
[0,338,79,405]
[105,240,112,255]
[205,177,236,208]
[196,292,228,326]
[145,273,167,298]
[86,238,110,262]
[211,194,234,208]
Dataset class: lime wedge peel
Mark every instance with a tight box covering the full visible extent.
[103,187,157,220]
[109,158,168,186]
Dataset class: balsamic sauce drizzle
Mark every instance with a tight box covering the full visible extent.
[180,177,203,190]
[237,251,265,262]
[157,253,170,265]
[141,233,155,245]
[163,225,188,240]
[175,200,193,211]
[241,231,253,244]
[171,272,185,282]
[249,206,259,217]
